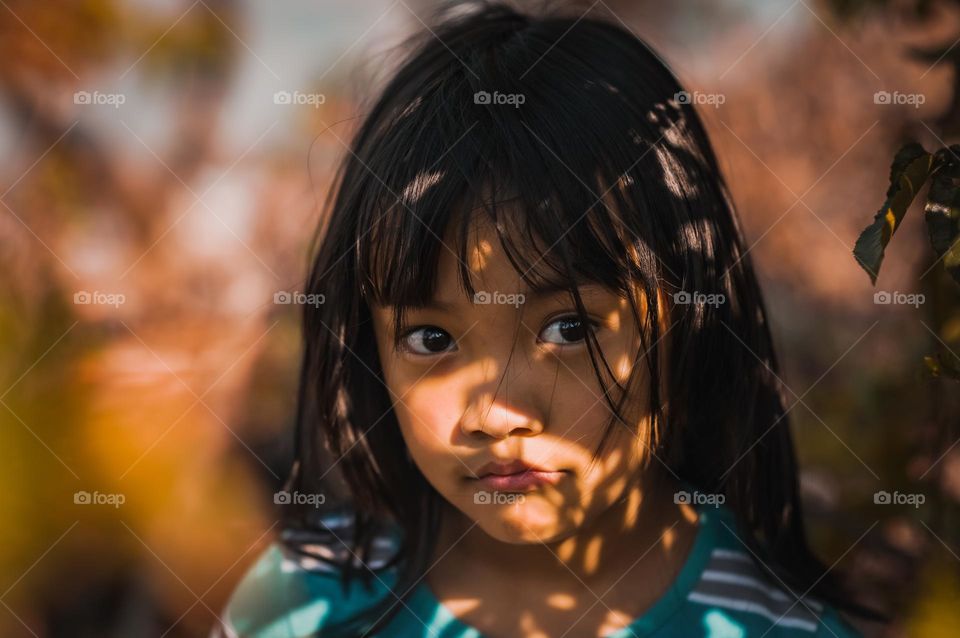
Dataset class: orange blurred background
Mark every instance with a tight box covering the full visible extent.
[2,1,960,636]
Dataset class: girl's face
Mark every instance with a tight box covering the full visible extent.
[370,214,661,545]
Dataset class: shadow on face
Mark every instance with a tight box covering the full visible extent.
[369,210,671,546]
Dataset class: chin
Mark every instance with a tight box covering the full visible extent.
[472,498,571,544]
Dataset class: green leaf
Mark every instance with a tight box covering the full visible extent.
[924,146,960,287]
[923,353,960,381]
[853,143,935,284]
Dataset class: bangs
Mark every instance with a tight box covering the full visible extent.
[358,165,648,312]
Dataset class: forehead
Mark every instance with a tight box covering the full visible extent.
[436,213,520,298]
[432,211,611,306]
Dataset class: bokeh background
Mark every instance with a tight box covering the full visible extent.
[2,0,960,636]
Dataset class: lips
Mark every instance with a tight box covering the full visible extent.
[474,459,551,478]
[471,459,566,493]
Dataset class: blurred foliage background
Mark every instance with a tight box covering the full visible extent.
[1,0,959,636]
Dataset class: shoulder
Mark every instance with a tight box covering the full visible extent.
[679,504,863,638]
[210,510,403,638]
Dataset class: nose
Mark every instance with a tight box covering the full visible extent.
[460,391,544,439]
[458,330,547,439]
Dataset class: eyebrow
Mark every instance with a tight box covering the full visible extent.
[413,281,609,311]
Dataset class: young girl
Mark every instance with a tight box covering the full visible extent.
[214,2,881,636]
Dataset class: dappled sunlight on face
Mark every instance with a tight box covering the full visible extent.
[369,212,667,546]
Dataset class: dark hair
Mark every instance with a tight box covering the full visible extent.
[283,1,879,635]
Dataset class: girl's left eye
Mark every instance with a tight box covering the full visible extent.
[399,326,457,355]
[538,315,599,346]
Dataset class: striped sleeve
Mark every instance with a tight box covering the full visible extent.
[686,546,861,637]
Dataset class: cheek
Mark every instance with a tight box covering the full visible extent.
[576,428,647,511]
[548,350,645,451]
[549,366,650,504]
[391,380,462,468]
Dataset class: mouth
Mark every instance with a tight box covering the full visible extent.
[470,460,567,492]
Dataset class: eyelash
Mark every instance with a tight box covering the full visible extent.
[394,313,602,356]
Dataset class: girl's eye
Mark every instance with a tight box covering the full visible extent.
[399,326,456,355]
[538,315,598,346]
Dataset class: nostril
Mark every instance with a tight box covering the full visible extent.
[459,399,542,438]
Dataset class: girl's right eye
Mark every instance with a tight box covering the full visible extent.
[398,326,457,355]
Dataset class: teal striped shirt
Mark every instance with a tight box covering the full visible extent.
[212,503,862,637]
